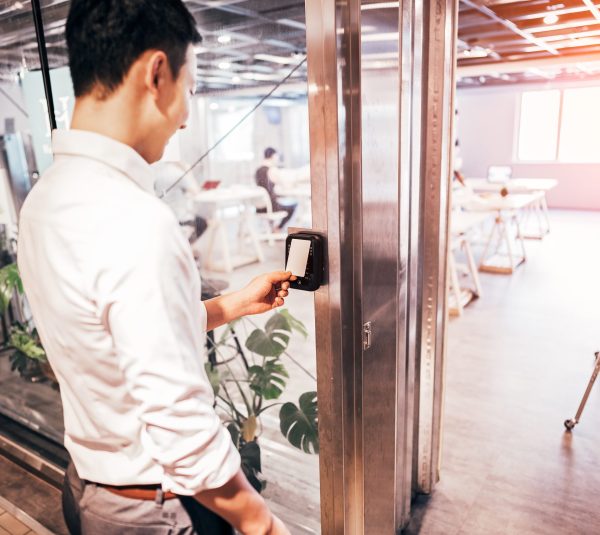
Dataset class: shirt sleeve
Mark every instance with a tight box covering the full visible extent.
[99,207,240,495]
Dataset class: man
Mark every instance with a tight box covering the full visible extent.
[255,147,297,229]
[17,1,292,534]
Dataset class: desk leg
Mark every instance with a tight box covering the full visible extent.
[242,209,264,263]
[541,194,551,233]
[218,220,233,273]
[479,216,499,269]
[448,249,463,316]
[203,220,218,271]
[463,238,482,298]
[514,216,527,262]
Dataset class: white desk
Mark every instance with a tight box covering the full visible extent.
[465,178,558,239]
[193,186,265,273]
[459,192,544,274]
[448,211,491,316]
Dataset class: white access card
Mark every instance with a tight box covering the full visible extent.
[286,239,311,278]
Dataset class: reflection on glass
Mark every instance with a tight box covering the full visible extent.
[1,1,318,532]
[0,0,64,444]
[175,4,318,531]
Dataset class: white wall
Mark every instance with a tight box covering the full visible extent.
[457,82,600,211]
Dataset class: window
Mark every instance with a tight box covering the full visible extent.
[558,87,600,163]
[517,90,560,161]
[209,102,255,162]
[518,86,600,163]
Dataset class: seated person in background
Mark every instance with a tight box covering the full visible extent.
[255,147,297,229]
[154,161,208,244]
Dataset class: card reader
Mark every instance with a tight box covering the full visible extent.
[285,232,324,292]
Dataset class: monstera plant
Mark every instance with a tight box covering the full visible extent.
[206,309,319,491]
[0,263,50,381]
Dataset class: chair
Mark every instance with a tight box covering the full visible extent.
[254,186,288,246]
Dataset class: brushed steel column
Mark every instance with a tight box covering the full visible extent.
[415,0,459,495]
[305,0,363,533]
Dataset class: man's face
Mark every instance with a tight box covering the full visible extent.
[150,45,197,162]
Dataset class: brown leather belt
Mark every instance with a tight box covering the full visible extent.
[98,483,178,501]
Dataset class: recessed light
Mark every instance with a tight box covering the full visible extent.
[209,102,219,110]
[217,35,231,44]
[218,62,231,70]
[543,13,559,25]
[232,76,241,83]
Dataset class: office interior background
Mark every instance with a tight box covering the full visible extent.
[0,0,599,534]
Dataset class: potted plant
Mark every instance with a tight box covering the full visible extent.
[0,263,53,384]
[205,309,319,491]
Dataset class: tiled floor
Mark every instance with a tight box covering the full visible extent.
[0,505,42,535]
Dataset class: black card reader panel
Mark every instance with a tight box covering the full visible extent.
[285,232,324,292]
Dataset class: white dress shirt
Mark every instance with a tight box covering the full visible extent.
[17,129,240,495]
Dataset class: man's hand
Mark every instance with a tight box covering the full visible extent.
[269,515,291,535]
[204,271,296,331]
[194,469,291,535]
[239,271,295,317]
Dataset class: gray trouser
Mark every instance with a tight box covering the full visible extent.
[62,462,234,535]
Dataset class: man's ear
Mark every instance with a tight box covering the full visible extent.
[145,51,169,98]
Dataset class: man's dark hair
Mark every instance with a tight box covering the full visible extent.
[66,0,202,98]
[264,147,277,159]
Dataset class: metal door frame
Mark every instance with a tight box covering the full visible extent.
[305,0,458,532]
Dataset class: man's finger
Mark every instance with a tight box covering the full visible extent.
[277,290,288,298]
[265,271,293,284]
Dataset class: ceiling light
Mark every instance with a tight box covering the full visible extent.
[13,1,23,8]
[362,32,399,42]
[255,53,299,65]
[218,62,231,70]
[232,75,241,83]
[361,2,400,10]
[543,13,559,25]
[461,47,490,59]
[209,102,219,111]
[194,45,207,54]
[217,35,231,44]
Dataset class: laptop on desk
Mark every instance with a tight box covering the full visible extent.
[487,166,512,184]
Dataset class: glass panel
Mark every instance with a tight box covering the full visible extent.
[0,0,63,443]
[517,89,560,162]
[3,1,319,532]
[558,86,600,163]
[179,3,318,531]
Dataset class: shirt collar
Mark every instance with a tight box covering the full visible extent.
[52,129,155,193]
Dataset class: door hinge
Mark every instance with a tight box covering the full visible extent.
[363,321,372,350]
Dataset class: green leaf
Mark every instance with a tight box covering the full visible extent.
[204,362,220,397]
[279,391,319,454]
[248,361,289,400]
[0,263,22,316]
[240,441,266,493]
[9,324,46,362]
[245,313,291,357]
[279,309,308,339]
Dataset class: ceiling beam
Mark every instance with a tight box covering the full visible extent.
[583,0,600,21]
[460,0,561,55]
[458,51,600,76]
